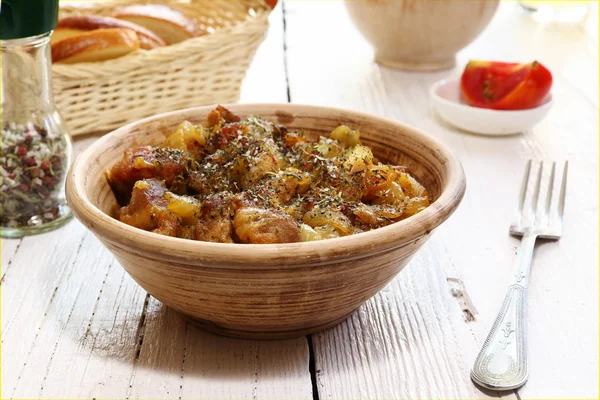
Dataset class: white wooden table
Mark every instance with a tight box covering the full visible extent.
[2,2,598,399]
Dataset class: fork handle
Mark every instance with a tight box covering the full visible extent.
[471,233,537,390]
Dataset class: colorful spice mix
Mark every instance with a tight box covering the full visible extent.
[1,122,69,228]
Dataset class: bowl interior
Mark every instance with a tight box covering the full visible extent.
[86,105,447,219]
[68,104,465,267]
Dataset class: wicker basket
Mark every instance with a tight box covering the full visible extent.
[53,0,272,136]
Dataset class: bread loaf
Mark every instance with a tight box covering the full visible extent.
[113,4,203,44]
[53,15,166,50]
[52,28,140,64]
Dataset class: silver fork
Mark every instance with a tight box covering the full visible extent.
[471,160,568,390]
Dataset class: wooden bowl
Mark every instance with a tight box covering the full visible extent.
[66,104,466,339]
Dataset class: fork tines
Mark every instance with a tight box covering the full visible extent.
[509,160,568,238]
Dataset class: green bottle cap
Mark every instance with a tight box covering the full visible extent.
[0,0,59,40]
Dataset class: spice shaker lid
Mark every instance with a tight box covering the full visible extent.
[0,0,59,40]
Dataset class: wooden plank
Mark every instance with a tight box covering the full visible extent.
[178,326,311,399]
[253,337,311,399]
[421,4,599,398]
[1,222,86,339]
[130,297,312,400]
[1,238,21,282]
[2,123,109,397]
[5,4,313,399]
[2,222,146,398]
[2,222,88,396]
[6,223,144,398]
[240,3,289,103]
[313,241,506,399]
[284,1,597,399]
[44,256,146,399]
[127,296,188,399]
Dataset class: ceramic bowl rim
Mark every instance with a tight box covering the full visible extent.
[67,103,466,268]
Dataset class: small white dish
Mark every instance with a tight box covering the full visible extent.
[429,78,553,135]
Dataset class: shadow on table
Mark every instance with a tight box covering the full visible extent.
[78,294,309,381]
[28,229,307,384]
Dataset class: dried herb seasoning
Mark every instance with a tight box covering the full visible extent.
[106,106,432,244]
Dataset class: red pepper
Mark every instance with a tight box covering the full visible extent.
[42,176,54,186]
[41,160,52,171]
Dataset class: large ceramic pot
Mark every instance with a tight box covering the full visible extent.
[345,0,500,71]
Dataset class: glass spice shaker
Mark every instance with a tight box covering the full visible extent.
[1,0,73,238]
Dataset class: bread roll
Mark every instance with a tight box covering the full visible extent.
[52,28,87,44]
[53,15,166,50]
[113,4,202,44]
[52,28,140,64]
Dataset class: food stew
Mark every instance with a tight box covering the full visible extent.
[106,106,430,244]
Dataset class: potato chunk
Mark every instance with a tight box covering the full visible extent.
[403,196,430,217]
[342,144,373,173]
[314,138,344,159]
[370,181,406,205]
[313,225,341,239]
[164,192,201,224]
[330,125,360,148]
[302,207,354,236]
[351,203,380,226]
[257,168,312,206]
[235,139,283,190]
[118,179,178,237]
[233,207,298,244]
[398,172,429,198]
[163,121,207,153]
[298,223,324,242]
[363,165,400,200]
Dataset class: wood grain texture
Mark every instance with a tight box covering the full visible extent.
[180,324,311,399]
[2,1,597,399]
[127,296,188,399]
[284,1,597,399]
[3,6,312,399]
[2,222,89,395]
[0,238,21,282]
[312,244,498,399]
[8,226,146,398]
[240,2,288,104]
